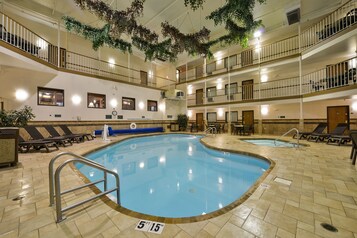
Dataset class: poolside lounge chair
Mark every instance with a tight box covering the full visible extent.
[307,123,348,142]
[24,126,72,147]
[18,135,59,153]
[293,123,327,139]
[44,125,84,143]
[327,133,351,146]
[59,125,94,141]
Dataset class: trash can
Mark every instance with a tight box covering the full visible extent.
[0,127,19,166]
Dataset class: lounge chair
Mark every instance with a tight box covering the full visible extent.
[24,126,72,147]
[327,133,351,146]
[307,123,348,142]
[293,123,327,139]
[59,125,94,141]
[44,125,83,143]
[18,135,59,153]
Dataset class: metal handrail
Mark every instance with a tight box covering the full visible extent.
[204,126,217,135]
[274,128,300,148]
[49,152,120,222]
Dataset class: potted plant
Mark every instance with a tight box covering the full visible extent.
[0,106,35,166]
[177,114,189,131]
[0,105,35,127]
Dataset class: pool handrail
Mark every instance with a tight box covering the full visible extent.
[48,152,120,222]
[204,126,217,135]
[274,128,300,148]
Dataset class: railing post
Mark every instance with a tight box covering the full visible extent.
[54,167,64,222]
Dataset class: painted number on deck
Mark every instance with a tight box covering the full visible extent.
[135,220,165,234]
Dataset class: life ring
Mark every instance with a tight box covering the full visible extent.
[130,122,137,130]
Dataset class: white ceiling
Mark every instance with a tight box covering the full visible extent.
[2,0,344,63]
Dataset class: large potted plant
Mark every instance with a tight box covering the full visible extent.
[177,114,189,131]
[0,106,35,166]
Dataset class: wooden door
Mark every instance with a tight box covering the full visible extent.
[140,71,148,85]
[327,106,349,133]
[48,44,66,67]
[196,89,203,105]
[196,113,204,131]
[241,49,253,67]
[242,110,254,133]
[242,79,254,100]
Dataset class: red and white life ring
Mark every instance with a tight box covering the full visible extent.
[130,122,137,130]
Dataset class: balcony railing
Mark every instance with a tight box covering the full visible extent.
[179,0,357,83]
[301,0,357,51]
[0,12,174,89]
[187,57,357,107]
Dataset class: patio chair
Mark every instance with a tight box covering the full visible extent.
[18,135,59,153]
[44,125,83,143]
[24,126,72,147]
[293,123,327,139]
[59,125,94,141]
[307,123,348,142]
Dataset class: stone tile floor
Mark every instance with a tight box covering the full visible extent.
[0,133,356,238]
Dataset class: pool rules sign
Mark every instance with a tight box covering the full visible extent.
[135,220,165,234]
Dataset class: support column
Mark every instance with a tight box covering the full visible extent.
[298,23,304,131]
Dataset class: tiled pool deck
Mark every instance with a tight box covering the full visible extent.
[0,133,356,238]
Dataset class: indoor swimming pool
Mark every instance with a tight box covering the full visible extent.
[77,134,271,219]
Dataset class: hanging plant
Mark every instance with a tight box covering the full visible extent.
[63,0,267,61]
[63,16,132,53]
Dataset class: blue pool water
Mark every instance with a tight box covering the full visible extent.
[243,139,298,147]
[77,134,270,218]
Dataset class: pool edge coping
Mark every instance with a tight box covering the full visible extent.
[69,133,276,224]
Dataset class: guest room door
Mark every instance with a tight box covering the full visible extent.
[327,106,349,133]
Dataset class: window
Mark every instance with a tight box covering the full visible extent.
[206,87,217,97]
[87,93,106,109]
[38,87,64,106]
[225,83,238,95]
[225,111,238,122]
[147,100,157,111]
[207,112,217,123]
[122,97,135,110]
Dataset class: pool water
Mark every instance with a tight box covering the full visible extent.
[243,139,299,147]
[77,134,270,218]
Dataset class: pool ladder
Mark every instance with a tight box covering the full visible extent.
[204,126,217,135]
[49,152,120,222]
[274,128,300,148]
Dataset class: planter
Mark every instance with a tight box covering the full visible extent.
[0,127,19,167]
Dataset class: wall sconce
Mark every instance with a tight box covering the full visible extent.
[187,110,192,117]
[261,105,269,115]
[138,101,145,110]
[261,75,268,82]
[187,85,193,95]
[218,108,224,117]
[71,95,81,105]
[15,89,29,101]
[159,103,165,112]
[352,102,357,111]
[108,58,115,68]
[110,98,118,108]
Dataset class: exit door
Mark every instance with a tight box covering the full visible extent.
[327,106,349,133]
[242,110,254,133]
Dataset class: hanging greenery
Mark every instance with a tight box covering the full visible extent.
[63,16,132,53]
[63,0,266,61]
[184,0,205,11]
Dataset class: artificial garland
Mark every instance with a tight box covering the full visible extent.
[63,16,132,53]
[63,0,266,61]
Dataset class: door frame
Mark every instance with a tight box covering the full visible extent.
[242,79,254,100]
[242,110,254,133]
[196,89,204,105]
[327,105,350,133]
[196,113,204,131]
